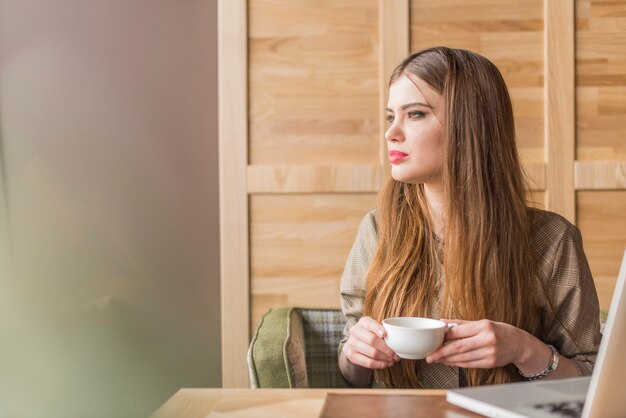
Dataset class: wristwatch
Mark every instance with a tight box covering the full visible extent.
[518,344,560,381]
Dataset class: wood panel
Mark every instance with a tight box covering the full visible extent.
[524,162,546,191]
[576,0,626,160]
[575,161,626,189]
[577,191,626,311]
[250,194,378,331]
[248,0,379,165]
[575,0,626,312]
[248,162,545,194]
[410,0,544,163]
[218,0,249,388]
[545,0,576,222]
[247,164,384,193]
[247,0,382,339]
[380,0,410,173]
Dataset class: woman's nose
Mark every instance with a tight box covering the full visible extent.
[385,124,404,143]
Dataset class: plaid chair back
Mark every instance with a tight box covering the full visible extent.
[299,309,350,388]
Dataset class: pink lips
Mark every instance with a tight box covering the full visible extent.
[388,150,409,164]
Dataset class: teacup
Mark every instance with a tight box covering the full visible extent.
[382,317,456,360]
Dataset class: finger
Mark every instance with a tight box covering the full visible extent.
[439,318,468,325]
[435,346,494,365]
[350,338,395,362]
[350,326,396,359]
[359,316,387,338]
[346,350,395,370]
[443,321,489,341]
[426,335,483,362]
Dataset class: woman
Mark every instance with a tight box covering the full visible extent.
[338,47,601,389]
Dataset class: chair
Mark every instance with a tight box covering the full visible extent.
[247,307,350,388]
[248,308,608,388]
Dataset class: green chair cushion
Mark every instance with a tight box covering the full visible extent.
[247,307,307,388]
[247,307,350,388]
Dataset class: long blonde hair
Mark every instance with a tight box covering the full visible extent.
[364,47,539,387]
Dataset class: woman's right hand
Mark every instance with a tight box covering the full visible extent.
[342,316,400,369]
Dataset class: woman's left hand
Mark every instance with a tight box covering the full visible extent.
[425,319,527,369]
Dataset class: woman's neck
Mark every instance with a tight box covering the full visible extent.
[423,183,445,239]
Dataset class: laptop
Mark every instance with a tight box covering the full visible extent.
[447,248,626,418]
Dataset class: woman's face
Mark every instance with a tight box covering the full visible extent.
[385,74,444,185]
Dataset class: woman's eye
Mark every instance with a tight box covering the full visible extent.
[408,111,425,119]
[385,114,394,123]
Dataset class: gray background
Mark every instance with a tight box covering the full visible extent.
[0,1,221,416]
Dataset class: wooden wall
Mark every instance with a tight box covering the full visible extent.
[248,0,381,331]
[219,0,626,386]
[575,0,626,309]
[411,0,545,164]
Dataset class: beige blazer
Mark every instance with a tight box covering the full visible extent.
[339,208,601,388]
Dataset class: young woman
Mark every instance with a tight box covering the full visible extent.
[338,47,601,389]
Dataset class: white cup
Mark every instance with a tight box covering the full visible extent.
[382,317,456,360]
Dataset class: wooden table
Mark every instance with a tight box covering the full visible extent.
[151,388,484,418]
